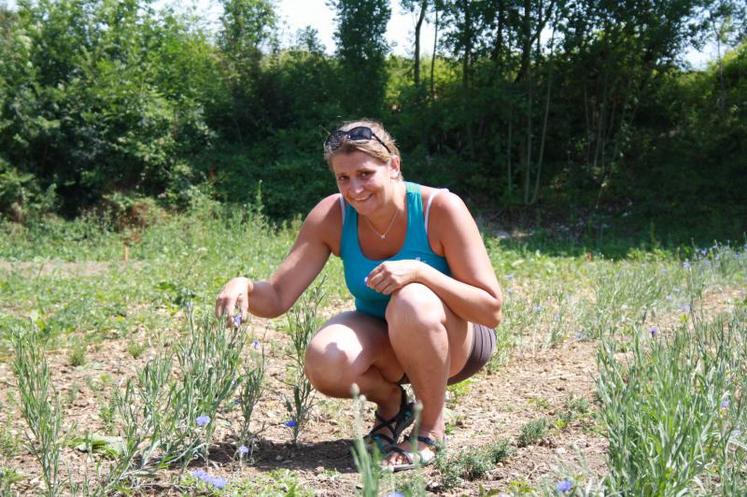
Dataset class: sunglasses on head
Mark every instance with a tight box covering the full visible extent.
[324,126,392,154]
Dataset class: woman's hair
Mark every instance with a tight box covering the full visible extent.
[323,119,401,166]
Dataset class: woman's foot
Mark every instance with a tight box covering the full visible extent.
[381,431,443,472]
[364,385,414,452]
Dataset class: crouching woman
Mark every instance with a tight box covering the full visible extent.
[215,119,502,471]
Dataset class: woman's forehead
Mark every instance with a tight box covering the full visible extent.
[330,151,386,171]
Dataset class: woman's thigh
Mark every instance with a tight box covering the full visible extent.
[386,283,473,379]
[304,311,404,387]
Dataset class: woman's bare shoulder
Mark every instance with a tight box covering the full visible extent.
[304,193,343,255]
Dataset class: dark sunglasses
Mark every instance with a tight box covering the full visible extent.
[324,126,392,154]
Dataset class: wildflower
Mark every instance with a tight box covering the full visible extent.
[556,479,573,493]
[232,314,242,327]
[682,260,691,270]
[721,399,730,409]
[649,326,658,337]
[533,305,543,313]
[191,469,208,480]
[680,303,691,313]
[284,420,298,428]
[191,469,227,489]
[383,493,406,497]
[252,339,261,350]
[195,415,211,427]
[238,444,250,456]
[207,476,227,489]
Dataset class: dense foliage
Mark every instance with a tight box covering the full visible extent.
[0,0,745,239]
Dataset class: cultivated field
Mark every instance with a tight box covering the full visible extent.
[1,209,745,496]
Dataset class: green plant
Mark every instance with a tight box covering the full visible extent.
[282,280,325,444]
[126,340,147,359]
[10,325,63,497]
[68,340,87,367]
[597,308,747,495]
[113,308,245,468]
[350,384,383,497]
[517,418,548,448]
[436,438,511,490]
[237,336,266,449]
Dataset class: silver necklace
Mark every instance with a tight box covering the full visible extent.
[365,208,398,239]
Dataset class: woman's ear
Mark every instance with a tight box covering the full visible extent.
[388,156,402,179]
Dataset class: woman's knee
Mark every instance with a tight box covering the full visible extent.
[385,283,446,330]
[304,334,357,396]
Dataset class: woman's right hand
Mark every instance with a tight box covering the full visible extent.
[214,276,252,322]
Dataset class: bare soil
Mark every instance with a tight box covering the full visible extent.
[1,285,744,496]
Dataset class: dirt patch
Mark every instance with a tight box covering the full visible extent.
[0,259,141,278]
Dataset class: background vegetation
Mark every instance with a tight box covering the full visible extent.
[0,0,745,244]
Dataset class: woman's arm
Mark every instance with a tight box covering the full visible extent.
[215,194,341,319]
[365,192,502,327]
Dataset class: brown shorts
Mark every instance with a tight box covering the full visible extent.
[399,323,496,386]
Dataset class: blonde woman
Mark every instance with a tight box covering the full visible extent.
[215,119,502,471]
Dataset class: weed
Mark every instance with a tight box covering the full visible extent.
[68,340,87,367]
[126,340,146,359]
[446,378,473,407]
[436,438,511,489]
[516,418,548,448]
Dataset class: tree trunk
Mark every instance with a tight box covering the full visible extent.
[413,0,427,87]
[531,22,556,205]
[430,5,439,100]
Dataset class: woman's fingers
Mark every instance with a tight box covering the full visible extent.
[236,292,249,320]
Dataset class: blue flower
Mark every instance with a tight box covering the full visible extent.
[682,260,691,270]
[238,444,249,456]
[284,420,298,428]
[232,314,242,327]
[195,415,211,427]
[207,476,227,489]
[252,339,260,350]
[556,479,573,493]
[680,303,691,313]
[383,493,406,497]
[191,469,208,480]
[721,399,730,409]
[191,470,228,489]
[649,326,658,337]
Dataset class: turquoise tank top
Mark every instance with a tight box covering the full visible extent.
[340,182,451,319]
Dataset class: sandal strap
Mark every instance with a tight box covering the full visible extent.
[416,435,440,448]
[366,386,412,443]
[369,432,394,447]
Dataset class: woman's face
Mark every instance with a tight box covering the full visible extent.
[330,151,400,215]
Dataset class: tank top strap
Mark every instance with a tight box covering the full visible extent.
[404,182,428,249]
[339,197,357,255]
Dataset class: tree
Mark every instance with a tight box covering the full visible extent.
[401,0,430,88]
[330,0,391,117]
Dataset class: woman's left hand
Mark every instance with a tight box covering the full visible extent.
[366,259,426,295]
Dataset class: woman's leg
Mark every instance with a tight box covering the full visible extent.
[383,283,473,462]
[304,311,405,419]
